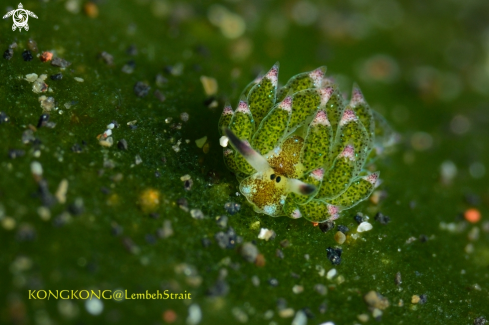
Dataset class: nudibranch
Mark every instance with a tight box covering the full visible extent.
[219,63,396,223]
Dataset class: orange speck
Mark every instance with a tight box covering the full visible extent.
[163,310,177,323]
[138,188,161,213]
[312,222,319,227]
[40,51,53,62]
[464,208,481,223]
[84,2,99,18]
[255,254,266,267]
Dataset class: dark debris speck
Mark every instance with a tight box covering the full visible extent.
[326,247,342,265]
[38,179,56,207]
[100,187,110,195]
[224,202,241,215]
[302,308,315,319]
[375,212,391,225]
[68,198,85,216]
[395,272,402,285]
[280,239,290,248]
[319,220,335,233]
[50,73,63,80]
[0,111,10,124]
[354,214,364,224]
[419,234,429,242]
[8,149,25,159]
[154,89,166,102]
[319,303,327,314]
[51,57,71,68]
[177,198,188,211]
[276,298,287,309]
[134,81,150,97]
[276,249,284,259]
[71,143,83,153]
[126,44,138,56]
[145,234,157,245]
[117,139,128,150]
[3,48,13,60]
[22,50,33,61]
[37,114,50,128]
[474,317,488,325]
[337,225,349,234]
[184,179,193,191]
[215,227,240,249]
[201,238,212,248]
[16,224,36,241]
[465,193,481,206]
[111,222,123,236]
[149,212,160,219]
[206,279,229,297]
[419,294,427,304]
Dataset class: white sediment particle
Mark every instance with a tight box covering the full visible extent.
[190,209,204,220]
[135,155,143,165]
[55,179,69,204]
[357,222,373,232]
[25,73,38,82]
[291,310,307,325]
[30,161,43,176]
[258,228,275,241]
[74,77,84,82]
[278,308,294,318]
[326,268,337,280]
[180,174,191,181]
[292,285,304,294]
[200,76,218,96]
[85,298,103,316]
[99,137,113,147]
[219,136,229,147]
[316,265,325,276]
[37,206,51,221]
[186,304,202,325]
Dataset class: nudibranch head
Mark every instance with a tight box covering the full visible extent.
[219,63,396,223]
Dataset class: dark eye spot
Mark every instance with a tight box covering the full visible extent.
[270,174,276,180]
[276,176,281,183]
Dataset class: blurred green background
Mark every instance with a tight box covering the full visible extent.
[1,0,488,324]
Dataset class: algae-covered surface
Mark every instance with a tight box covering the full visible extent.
[1,1,489,324]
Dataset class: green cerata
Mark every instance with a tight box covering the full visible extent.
[219,63,397,223]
